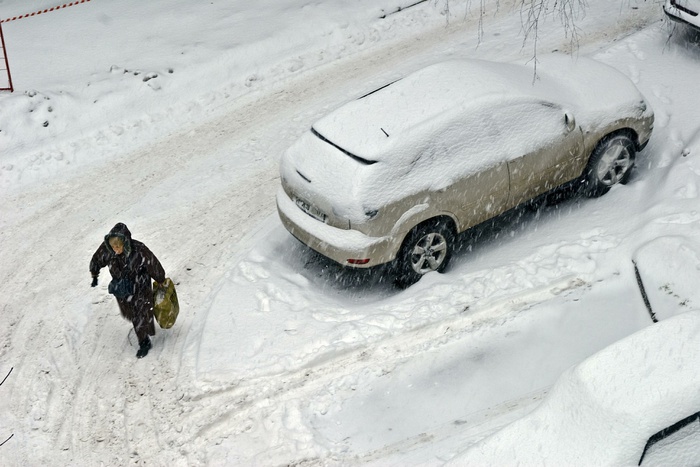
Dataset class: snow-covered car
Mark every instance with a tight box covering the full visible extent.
[664,0,700,32]
[276,55,654,287]
[449,311,700,466]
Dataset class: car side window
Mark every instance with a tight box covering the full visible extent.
[397,100,575,193]
[432,101,566,163]
[639,411,700,466]
[503,102,572,158]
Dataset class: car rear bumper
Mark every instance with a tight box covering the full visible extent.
[664,1,700,31]
[276,187,396,268]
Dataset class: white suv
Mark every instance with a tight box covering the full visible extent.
[276,55,653,287]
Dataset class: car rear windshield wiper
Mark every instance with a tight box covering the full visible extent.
[311,127,377,165]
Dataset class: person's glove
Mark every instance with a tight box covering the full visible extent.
[91,276,98,287]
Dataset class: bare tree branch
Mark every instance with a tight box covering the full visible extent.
[439,0,587,61]
[0,367,12,387]
[633,260,658,323]
[1,367,14,448]
[0,434,13,447]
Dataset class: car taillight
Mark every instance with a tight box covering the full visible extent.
[347,258,370,265]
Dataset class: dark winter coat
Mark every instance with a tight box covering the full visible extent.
[90,223,166,343]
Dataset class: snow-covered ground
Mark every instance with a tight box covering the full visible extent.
[1,0,699,465]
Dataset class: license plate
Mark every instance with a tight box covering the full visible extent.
[295,197,327,223]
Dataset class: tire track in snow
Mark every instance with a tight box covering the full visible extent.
[56,310,136,464]
[359,386,551,464]
[166,276,586,463]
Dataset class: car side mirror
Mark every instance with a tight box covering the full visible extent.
[564,112,576,132]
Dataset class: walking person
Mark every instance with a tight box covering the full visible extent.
[90,223,166,358]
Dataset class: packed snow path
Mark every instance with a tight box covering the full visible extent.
[3,1,698,465]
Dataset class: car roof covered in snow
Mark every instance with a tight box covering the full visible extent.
[311,54,644,163]
[312,59,544,162]
[450,311,700,465]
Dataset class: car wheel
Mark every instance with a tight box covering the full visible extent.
[583,134,636,198]
[394,219,455,288]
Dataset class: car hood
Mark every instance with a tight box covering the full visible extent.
[534,54,653,130]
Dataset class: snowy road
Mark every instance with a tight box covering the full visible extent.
[3,0,698,465]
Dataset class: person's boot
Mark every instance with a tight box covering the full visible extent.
[136,337,152,359]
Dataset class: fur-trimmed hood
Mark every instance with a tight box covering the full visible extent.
[104,222,133,257]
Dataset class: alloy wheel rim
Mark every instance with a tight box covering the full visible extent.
[410,232,448,274]
[596,142,632,186]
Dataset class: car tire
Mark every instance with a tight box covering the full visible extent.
[582,134,636,198]
[393,219,455,289]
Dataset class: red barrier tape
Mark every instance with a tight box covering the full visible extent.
[1,0,92,24]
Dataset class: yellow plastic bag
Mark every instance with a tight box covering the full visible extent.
[153,278,179,329]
